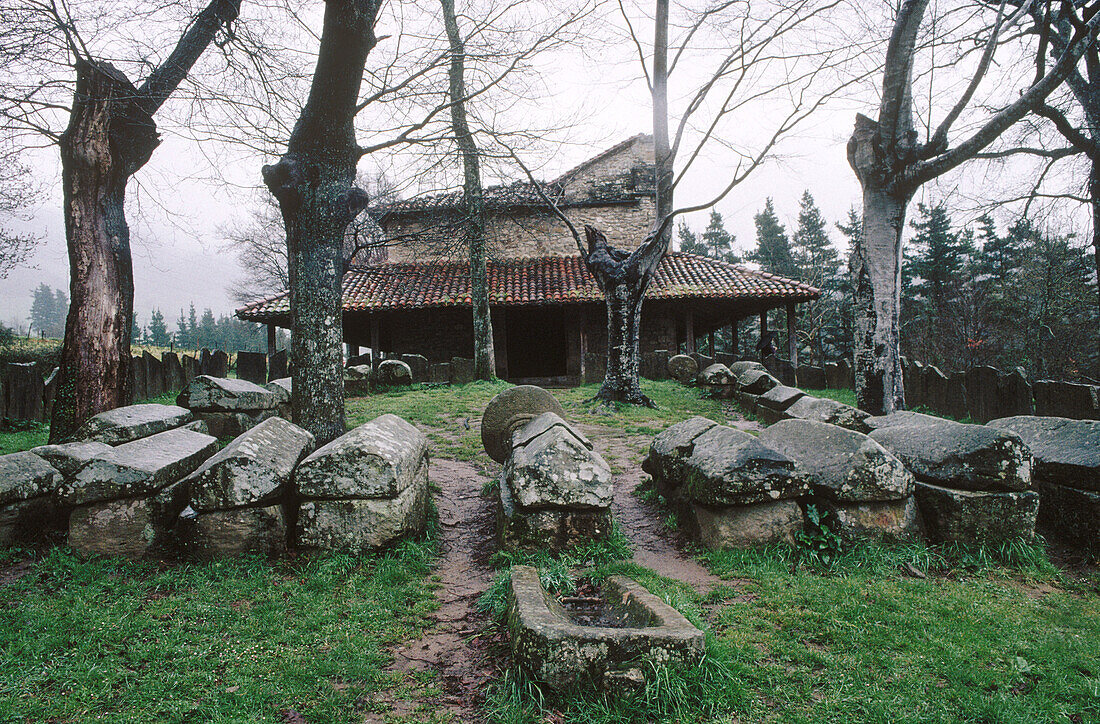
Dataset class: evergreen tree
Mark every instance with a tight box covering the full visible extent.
[29,283,66,337]
[701,211,739,263]
[175,309,189,348]
[749,198,795,278]
[131,314,143,345]
[791,192,842,365]
[833,208,861,362]
[187,304,199,348]
[147,308,170,347]
[677,220,704,255]
[198,308,218,349]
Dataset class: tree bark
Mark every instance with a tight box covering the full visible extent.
[441,0,494,380]
[1091,155,1100,377]
[262,0,380,445]
[48,0,241,442]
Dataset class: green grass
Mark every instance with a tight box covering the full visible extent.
[801,387,857,407]
[0,422,49,454]
[0,543,441,723]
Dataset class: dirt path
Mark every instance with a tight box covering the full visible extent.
[580,425,724,593]
[381,455,500,723]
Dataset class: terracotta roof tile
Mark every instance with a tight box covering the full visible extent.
[236,253,819,322]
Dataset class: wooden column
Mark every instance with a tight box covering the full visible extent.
[493,309,508,379]
[578,308,587,380]
[786,302,798,368]
[730,318,739,359]
[370,315,380,372]
[684,310,695,355]
[707,331,715,357]
[267,324,276,359]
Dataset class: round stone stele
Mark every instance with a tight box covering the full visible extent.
[481,385,566,463]
[667,354,699,383]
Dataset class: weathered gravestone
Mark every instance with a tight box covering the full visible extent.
[0,451,65,546]
[1034,380,1100,420]
[73,404,194,445]
[641,349,669,380]
[130,355,148,403]
[583,353,605,385]
[163,352,185,392]
[796,366,826,390]
[143,352,165,398]
[400,354,429,383]
[236,351,268,385]
[181,354,197,384]
[4,363,44,421]
[377,359,413,386]
[450,357,475,385]
[667,355,698,384]
[429,362,452,384]
[211,351,230,378]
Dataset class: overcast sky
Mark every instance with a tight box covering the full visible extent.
[0,0,1088,333]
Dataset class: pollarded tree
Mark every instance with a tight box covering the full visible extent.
[847,0,1100,414]
[528,0,860,406]
[0,0,244,440]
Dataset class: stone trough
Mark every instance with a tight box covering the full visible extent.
[507,565,704,690]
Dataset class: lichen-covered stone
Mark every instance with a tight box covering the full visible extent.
[497,479,613,552]
[505,417,612,510]
[729,360,766,378]
[683,499,804,549]
[194,410,279,439]
[60,428,218,506]
[914,482,1039,545]
[177,375,278,412]
[816,497,921,541]
[988,416,1100,492]
[72,404,194,445]
[511,411,592,451]
[295,477,428,552]
[68,482,189,559]
[295,414,427,500]
[30,441,113,478]
[869,416,1031,492]
[265,378,292,405]
[756,385,805,412]
[641,417,718,493]
[757,420,913,502]
[376,359,413,386]
[784,396,871,433]
[185,505,287,560]
[667,355,698,384]
[481,386,567,464]
[507,565,704,689]
[736,369,780,395]
[0,451,63,506]
[699,364,735,398]
[678,424,808,506]
[185,417,315,511]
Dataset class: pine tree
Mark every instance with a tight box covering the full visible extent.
[29,283,66,338]
[188,304,199,348]
[147,308,170,347]
[198,308,217,349]
[131,314,143,345]
[677,220,704,255]
[175,309,189,348]
[791,192,842,364]
[833,208,861,362]
[701,210,739,263]
[750,198,795,278]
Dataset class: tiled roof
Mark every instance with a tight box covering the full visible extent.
[236,253,819,322]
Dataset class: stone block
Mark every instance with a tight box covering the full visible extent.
[817,496,921,541]
[163,352,185,393]
[210,350,230,378]
[0,496,67,547]
[268,349,288,382]
[68,481,188,559]
[0,451,62,506]
[400,354,429,383]
[429,362,452,384]
[73,403,194,445]
[642,416,717,493]
[130,355,148,403]
[497,482,614,552]
[988,416,1100,492]
[914,482,1039,545]
[869,413,1031,492]
[729,360,766,378]
[177,375,278,412]
[144,351,166,398]
[4,362,45,422]
[450,357,475,384]
[1033,480,1099,549]
[505,415,611,510]
[30,441,113,478]
[699,363,735,398]
[1034,380,1100,420]
[236,351,268,385]
[181,355,197,384]
[60,428,218,506]
[185,417,315,511]
[265,378,292,406]
[685,499,804,549]
[796,366,826,390]
[185,505,287,560]
[756,385,805,413]
[583,353,605,385]
[784,396,870,433]
[640,349,669,380]
[295,480,428,552]
[507,565,704,689]
[296,414,427,499]
[195,410,279,439]
[736,369,780,395]
[757,419,913,502]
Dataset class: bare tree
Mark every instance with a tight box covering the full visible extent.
[0,0,243,440]
[847,0,1100,414]
[0,151,39,277]
[515,0,858,405]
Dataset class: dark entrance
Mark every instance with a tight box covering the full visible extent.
[505,306,567,380]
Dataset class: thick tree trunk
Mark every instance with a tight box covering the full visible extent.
[594,281,651,405]
[848,113,911,415]
[441,0,494,380]
[50,61,158,442]
[262,0,379,445]
[1091,156,1100,377]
